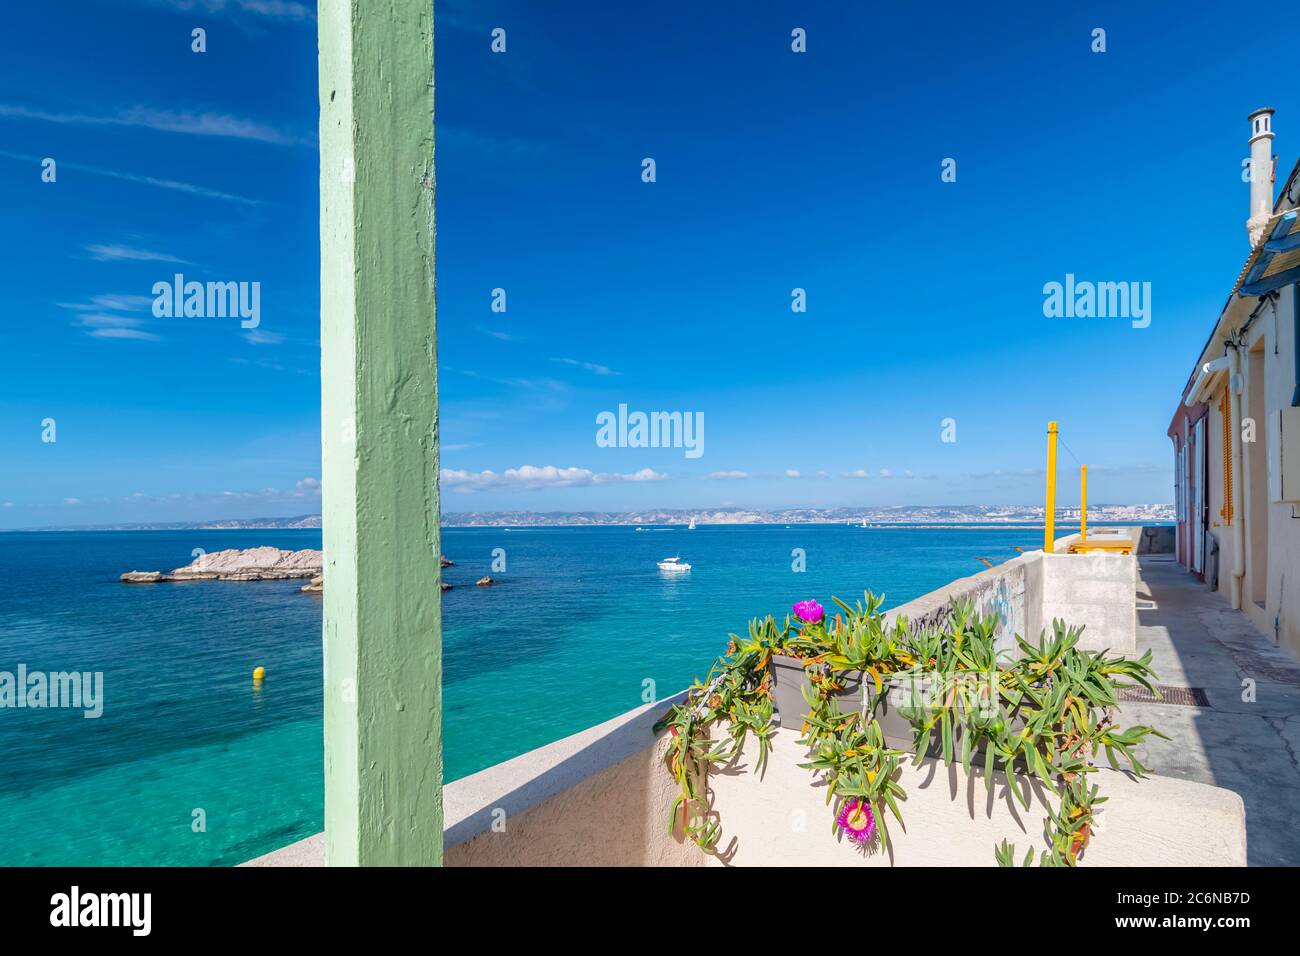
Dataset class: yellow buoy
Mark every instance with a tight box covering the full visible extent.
[253,666,266,682]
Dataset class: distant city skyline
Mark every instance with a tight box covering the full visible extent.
[1,501,1174,533]
[3,1,1289,528]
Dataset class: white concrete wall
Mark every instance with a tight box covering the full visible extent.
[884,546,1135,656]
[705,726,1246,867]
[1037,551,1137,655]
[1180,276,1300,662]
[1241,282,1300,659]
[247,703,1245,868]
[245,695,703,868]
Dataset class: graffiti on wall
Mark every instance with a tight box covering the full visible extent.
[892,561,1028,660]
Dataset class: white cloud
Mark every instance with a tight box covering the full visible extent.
[232,0,311,18]
[144,0,312,17]
[59,294,155,312]
[0,150,261,205]
[784,469,801,478]
[295,477,321,492]
[2,502,13,508]
[61,293,159,340]
[461,370,568,393]
[879,468,893,478]
[551,357,620,376]
[85,243,185,263]
[87,328,161,341]
[75,313,148,329]
[0,103,303,145]
[706,471,749,481]
[843,469,871,479]
[63,498,81,505]
[243,330,285,345]
[476,326,521,342]
[441,464,669,493]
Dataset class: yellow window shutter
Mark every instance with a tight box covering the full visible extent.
[1219,387,1233,525]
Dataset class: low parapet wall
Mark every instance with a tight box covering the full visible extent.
[246,705,1246,868]
[885,547,1135,656]
[244,695,701,868]
[883,553,1039,659]
[705,725,1245,867]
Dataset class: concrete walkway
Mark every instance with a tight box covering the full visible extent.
[1118,557,1300,866]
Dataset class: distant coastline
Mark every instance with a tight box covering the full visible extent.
[1,503,1173,533]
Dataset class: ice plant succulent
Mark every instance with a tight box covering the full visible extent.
[657,594,1165,866]
[835,797,876,845]
[792,598,825,624]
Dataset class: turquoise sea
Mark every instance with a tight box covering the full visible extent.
[0,523,1077,865]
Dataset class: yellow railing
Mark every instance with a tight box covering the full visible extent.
[1044,421,1058,552]
[1045,422,1132,555]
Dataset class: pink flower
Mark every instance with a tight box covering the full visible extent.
[836,797,876,845]
[792,599,824,624]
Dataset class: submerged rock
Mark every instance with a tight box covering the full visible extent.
[440,582,453,591]
[120,571,166,584]
[120,547,323,584]
[476,575,495,587]
[440,556,454,568]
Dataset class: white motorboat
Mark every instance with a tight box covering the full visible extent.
[657,556,691,572]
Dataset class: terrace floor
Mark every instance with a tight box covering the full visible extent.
[1123,556,1300,866]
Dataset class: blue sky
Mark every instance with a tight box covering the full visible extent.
[0,0,1291,527]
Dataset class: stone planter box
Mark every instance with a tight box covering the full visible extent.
[772,654,1024,761]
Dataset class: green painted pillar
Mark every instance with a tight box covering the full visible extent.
[317,0,441,866]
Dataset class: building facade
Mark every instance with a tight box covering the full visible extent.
[1170,108,1300,660]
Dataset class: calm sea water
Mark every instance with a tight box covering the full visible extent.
[0,523,1073,865]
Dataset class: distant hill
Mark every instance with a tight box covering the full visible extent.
[440,504,1175,527]
[6,503,1174,532]
[7,515,323,532]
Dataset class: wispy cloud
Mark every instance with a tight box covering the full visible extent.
[0,103,305,145]
[59,293,160,341]
[141,0,312,18]
[476,326,522,342]
[87,328,161,342]
[243,330,285,345]
[442,465,669,493]
[0,150,262,205]
[843,469,872,479]
[784,469,801,478]
[59,294,156,312]
[84,243,185,263]
[706,471,749,481]
[461,370,568,393]
[74,313,148,329]
[551,357,621,376]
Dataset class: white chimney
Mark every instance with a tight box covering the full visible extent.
[1247,107,1276,247]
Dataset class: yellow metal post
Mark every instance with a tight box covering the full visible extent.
[1044,422,1058,552]
[1080,464,1088,545]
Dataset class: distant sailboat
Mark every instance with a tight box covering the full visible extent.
[688,517,697,530]
[861,518,868,528]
